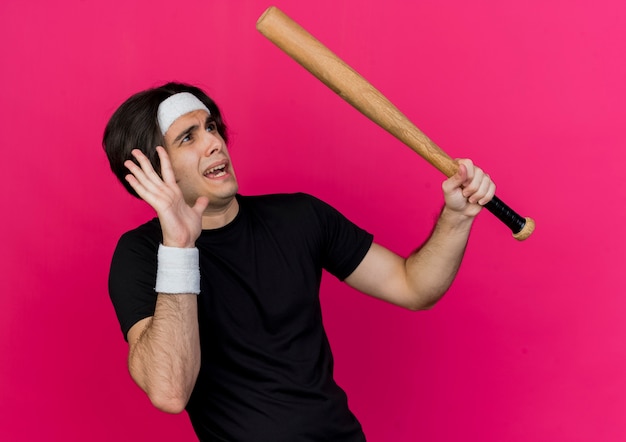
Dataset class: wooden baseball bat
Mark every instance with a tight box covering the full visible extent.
[256,6,535,240]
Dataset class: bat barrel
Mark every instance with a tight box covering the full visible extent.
[257,6,535,241]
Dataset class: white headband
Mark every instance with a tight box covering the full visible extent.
[157,92,211,136]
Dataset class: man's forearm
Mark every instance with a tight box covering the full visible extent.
[128,294,200,414]
[404,207,475,308]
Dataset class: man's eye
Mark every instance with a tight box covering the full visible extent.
[207,122,217,132]
[182,134,192,143]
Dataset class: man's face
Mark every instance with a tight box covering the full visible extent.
[163,109,238,209]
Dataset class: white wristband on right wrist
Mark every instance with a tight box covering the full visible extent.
[155,244,201,295]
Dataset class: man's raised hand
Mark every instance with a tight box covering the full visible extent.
[124,146,208,248]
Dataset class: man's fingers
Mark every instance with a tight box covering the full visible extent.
[130,149,162,181]
[125,159,161,197]
[124,169,161,204]
[455,159,496,205]
[442,163,467,194]
[124,160,151,193]
[126,149,173,194]
[124,172,143,195]
[124,150,180,209]
[478,179,496,205]
[442,158,497,213]
[156,146,177,185]
[468,175,491,204]
[461,168,484,198]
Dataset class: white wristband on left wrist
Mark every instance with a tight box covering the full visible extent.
[154,244,201,295]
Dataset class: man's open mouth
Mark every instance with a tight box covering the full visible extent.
[204,163,227,178]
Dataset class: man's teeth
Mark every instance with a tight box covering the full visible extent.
[205,164,226,177]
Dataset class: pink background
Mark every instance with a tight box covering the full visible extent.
[1,0,624,440]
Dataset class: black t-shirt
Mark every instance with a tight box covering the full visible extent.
[109,193,374,441]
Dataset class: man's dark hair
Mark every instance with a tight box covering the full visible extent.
[103,82,229,198]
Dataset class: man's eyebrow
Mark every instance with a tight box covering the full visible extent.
[171,116,215,145]
[172,124,198,144]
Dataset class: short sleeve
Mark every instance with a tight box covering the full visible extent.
[108,219,161,341]
[306,195,374,281]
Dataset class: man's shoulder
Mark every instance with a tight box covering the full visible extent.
[116,218,162,250]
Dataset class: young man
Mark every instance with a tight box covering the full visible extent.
[103,82,495,441]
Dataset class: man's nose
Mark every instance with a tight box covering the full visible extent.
[203,132,221,156]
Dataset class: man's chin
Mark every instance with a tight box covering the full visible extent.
[210,188,239,205]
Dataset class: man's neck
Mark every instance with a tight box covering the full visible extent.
[201,197,240,230]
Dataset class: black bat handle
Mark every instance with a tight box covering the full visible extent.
[485,195,535,240]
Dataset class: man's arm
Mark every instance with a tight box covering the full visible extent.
[126,295,200,414]
[122,147,208,413]
[345,159,495,310]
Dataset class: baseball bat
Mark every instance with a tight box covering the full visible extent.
[256,6,535,240]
